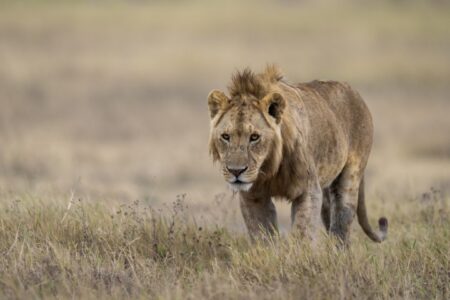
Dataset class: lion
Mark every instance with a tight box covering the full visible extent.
[207,65,388,245]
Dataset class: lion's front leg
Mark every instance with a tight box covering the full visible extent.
[240,193,278,241]
[291,181,323,243]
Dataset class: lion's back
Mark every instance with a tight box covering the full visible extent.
[294,80,374,177]
[299,80,373,149]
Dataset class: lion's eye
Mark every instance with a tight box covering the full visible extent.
[221,133,230,141]
[250,134,260,142]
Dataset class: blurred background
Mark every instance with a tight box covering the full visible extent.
[0,0,449,230]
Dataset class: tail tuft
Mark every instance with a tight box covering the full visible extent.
[378,217,388,241]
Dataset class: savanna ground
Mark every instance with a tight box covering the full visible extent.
[0,0,449,298]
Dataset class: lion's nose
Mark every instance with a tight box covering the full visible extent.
[227,166,248,177]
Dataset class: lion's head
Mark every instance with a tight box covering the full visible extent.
[208,66,287,192]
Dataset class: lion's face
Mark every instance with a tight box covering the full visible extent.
[208,90,285,192]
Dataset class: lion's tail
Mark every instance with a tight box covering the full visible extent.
[357,176,388,243]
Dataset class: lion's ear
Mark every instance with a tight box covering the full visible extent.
[261,92,286,124]
[208,90,229,119]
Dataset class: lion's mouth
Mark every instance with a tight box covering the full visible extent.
[229,180,253,192]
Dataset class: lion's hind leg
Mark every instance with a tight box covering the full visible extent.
[321,187,332,232]
[329,164,361,245]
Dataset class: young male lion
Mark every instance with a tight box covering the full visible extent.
[207,65,387,245]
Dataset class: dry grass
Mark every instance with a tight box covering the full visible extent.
[0,189,449,299]
[0,0,449,298]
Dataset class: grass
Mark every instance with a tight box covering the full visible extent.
[0,190,448,299]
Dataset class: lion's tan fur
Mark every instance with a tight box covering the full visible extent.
[208,65,388,244]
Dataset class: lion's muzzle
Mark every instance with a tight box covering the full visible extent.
[226,165,248,178]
